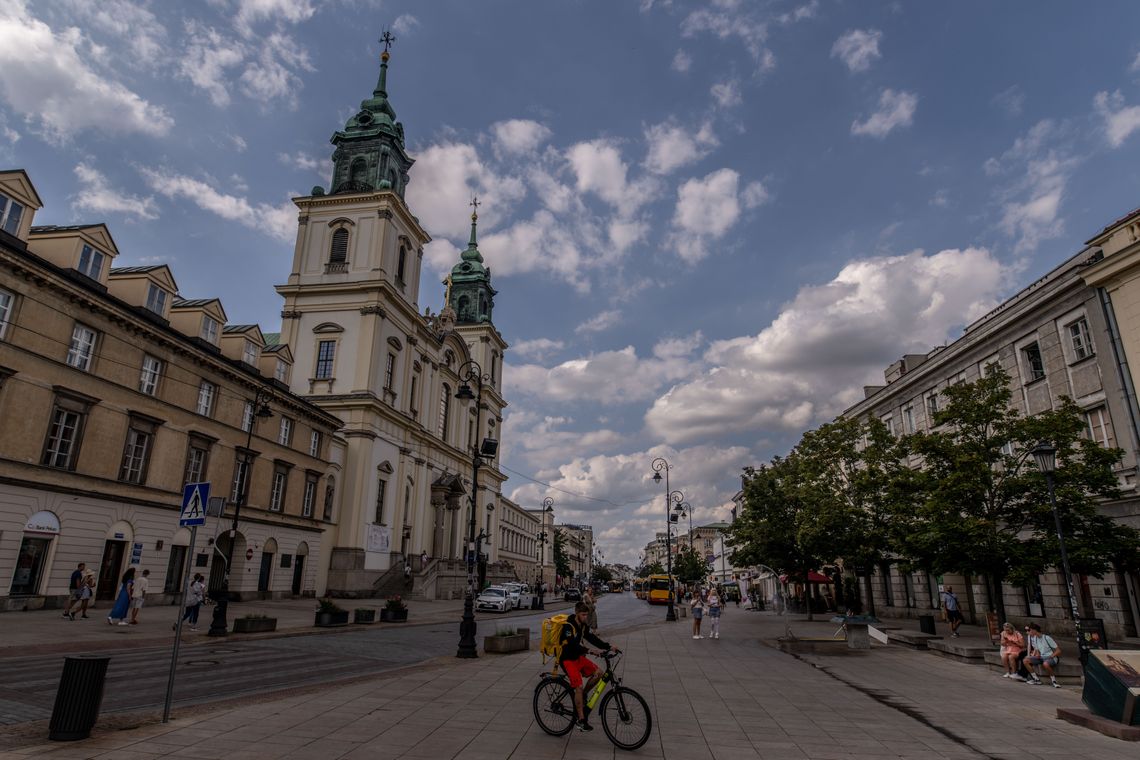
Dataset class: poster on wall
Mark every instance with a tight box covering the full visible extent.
[130,542,143,565]
[366,524,391,553]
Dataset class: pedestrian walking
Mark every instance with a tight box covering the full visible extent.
[941,586,964,637]
[419,550,428,569]
[63,562,95,620]
[999,622,1024,679]
[175,574,206,631]
[1024,622,1063,688]
[128,568,149,625]
[691,589,705,639]
[707,589,722,639]
[107,568,135,626]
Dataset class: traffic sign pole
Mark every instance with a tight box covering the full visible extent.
[163,523,196,723]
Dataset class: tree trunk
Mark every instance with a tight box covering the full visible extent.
[863,572,877,617]
[987,573,1007,624]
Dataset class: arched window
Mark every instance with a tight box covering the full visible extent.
[329,228,348,264]
[397,244,407,282]
[438,384,451,442]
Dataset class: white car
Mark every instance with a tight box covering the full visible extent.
[476,586,509,613]
[500,584,522,609]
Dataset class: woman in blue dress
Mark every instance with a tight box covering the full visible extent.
[107,567,135,625]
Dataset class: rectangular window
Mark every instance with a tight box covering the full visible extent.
[139,355,162,396]
[315,340,335,379]
[269,464,288,512]
[1085,407,1115,448]
[242,340,258,365]
[1068,318,1093,360]
[882,415,895,437]
[77,245,105,280]
[145,284,167,314]
[374,478,387,523]
[925,392,939,421]
[0,194,24,236]
[278,417,293,446]
[309,430,322,458]
[42,406,84,469]
[384,352,396,390]
[196,380,216,416]
[66,324,97,371]
[231,455,249,503]
[902,405,915,434]
[1023,342,1045,381]
[0,287,13,340]
[184,440,210,485]
[275,359,288,383]
[119,425,154,484]
[200,316,219,345]
[241,401,254,432]
[302,473,318,517]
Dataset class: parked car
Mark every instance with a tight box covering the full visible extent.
[501,585,522,609]
[502,582,531,609]
[476,586,510,613]
[564,587,582,601]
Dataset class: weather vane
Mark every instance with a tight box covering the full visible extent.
[380,29,396,54]
[470,195,480,219]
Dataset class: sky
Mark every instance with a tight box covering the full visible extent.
[4,0,1140,568]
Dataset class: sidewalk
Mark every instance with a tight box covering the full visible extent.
[1,604,1134,759]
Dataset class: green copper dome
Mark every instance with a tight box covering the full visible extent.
[448,203,496,324]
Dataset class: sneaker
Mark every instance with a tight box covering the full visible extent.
[118,622,129,626]
[1002,673,1010,678]
[107,617,113,625]
[1010,674,1025,682]
[714,633,719,639]
[189,627,198,631]
[1051,679,1060,689]
[62,612,71,619]
[576,720,593,732]
[1028,677,1041,685]
[693,635,700,639]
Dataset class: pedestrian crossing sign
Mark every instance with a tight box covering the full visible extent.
[180,482,210,526]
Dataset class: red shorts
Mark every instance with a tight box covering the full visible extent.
[561,656,598,689]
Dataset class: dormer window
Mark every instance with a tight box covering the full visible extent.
[200,316,219,345]
[275,359,289,383]
[145,283,167,315]
[242,339,259,365]
[0,194,23,236]
[77,245,105,280]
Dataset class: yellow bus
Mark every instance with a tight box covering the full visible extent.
[632,579,645,599]
[646,574,676,605]
[609,580,624,593]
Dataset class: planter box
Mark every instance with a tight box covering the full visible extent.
[315,610,350,627]
[233,617,277,633]
[353,609,377,624]
[484,632,529,654]
[380,608,408,623]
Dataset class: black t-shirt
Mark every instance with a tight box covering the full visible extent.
[70,570,82,591]
[558,617,610,663]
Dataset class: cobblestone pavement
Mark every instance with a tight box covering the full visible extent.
[0,596,1135,759]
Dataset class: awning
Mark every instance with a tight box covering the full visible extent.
[778,571,832,584]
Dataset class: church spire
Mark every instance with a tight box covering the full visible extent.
[374,29,395,99]
[448,197,496,325]
[463,196,483,262]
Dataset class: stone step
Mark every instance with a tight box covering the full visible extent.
[887,630,942,649]
[926,638,991,663]
[982,650,1083,685]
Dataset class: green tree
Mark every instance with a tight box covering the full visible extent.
[553,529,571,581]
[593,564,614,584]
[637,561,664,577]
[673,545,708,584]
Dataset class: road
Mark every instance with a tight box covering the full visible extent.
[0,591,657,725]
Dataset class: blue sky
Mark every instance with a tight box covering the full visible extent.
[4,0,1140,566]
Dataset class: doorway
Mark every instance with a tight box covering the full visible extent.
[10,536,51,596]
[97,540,126,601]
[258,552,273,592]
[291,554,305,595]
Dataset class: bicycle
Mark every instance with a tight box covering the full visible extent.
[532,651,652,751]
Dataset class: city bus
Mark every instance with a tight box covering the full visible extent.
[608,580,624,593]
[632,579,646,599]
[645,574,677,605]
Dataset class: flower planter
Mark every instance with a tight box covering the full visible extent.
[315,610,350,627]
[353,609,377,624]
[380,608,408,623]
[483,632,529,654]
[233,617,277,633]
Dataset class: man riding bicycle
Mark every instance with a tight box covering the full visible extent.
[559,601,620,732]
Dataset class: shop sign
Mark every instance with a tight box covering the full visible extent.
[24,511,60,535]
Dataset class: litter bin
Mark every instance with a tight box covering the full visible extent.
[919,614,936,635]
[49,654,110,741]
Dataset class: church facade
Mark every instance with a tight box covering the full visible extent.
[275,44,514,597]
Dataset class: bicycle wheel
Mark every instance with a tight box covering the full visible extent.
[533,677,576,736]
[599,686,652,750]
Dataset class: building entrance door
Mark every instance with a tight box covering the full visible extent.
[97,540,126,601]
[258,552,273,592]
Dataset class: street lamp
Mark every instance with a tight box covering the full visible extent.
[536,497,553,609]
[455,359,494,659]
[208,387,273,637]
[1031,441,1087,666]
[651,458,679,621]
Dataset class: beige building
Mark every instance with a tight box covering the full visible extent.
[842,223,1140,639]
[0,170,343,611]
[497,496,539,585]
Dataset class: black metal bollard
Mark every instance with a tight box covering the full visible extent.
[919,614,936,635]
[49,655,110,741]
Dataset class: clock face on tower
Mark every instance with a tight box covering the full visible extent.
[355,111,374,126]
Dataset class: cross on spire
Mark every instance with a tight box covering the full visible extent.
[380,29,396,53]
[470,195,480,219]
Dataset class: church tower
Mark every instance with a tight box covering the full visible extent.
[448,201,497,325]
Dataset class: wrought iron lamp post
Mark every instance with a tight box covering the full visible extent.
[535,497,553,609]
[1031,442,1087,667]
[650,458,680,621]
[454,359,494,659]
[208,388,273,637]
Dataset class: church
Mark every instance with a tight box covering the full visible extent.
[275,41,514,598]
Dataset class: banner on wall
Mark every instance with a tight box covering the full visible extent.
[366,524,391,553]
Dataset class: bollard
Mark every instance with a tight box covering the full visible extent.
[49,655,111,741]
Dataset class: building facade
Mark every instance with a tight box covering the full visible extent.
[0,170,343,611]
[497,496,539,585]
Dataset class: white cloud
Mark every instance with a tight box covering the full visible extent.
[777,1,819,25]
[235,0,316,36]
[711,80,742,109]
[567,139,657,216]
[1094,90,1140,148]
[831,29,882,72]
[240,32,314,109]
[508,343,698,405]
[851,89,917,138]
[230,134,248,152]
[683,7,772,69]
[491,119,552,156]
[653,332,703,359]
[61,0,168,67]
[511,338,565,360]
[278,151,323,171]
[930,189,950,208]
[0,2,173,141]
[671,50,692,72]
[180,22,246,107]
[669,168,763,262]
[742,180,770,208]
[139,167,297,242]
[992,85,1025,117]
[72,162,159,221]
[575,309,623,335]
[644,120,718,174]
[392,15,419,36]
[645,247,1010,444]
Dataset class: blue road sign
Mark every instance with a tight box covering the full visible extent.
[180,483,210,526]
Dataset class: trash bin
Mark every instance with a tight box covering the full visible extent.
[49,654,110,741]
[919,614,936,635]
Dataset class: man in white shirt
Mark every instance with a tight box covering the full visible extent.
[1024,622,1062,688]
[129,568,150,625]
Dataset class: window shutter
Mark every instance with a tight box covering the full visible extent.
[330,228,349,263]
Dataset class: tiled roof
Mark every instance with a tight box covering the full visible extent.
[263,344,288,354]
[222,324,258,334]
[109,265,164,274]
[29,224,101,233]
[262,332,281,346]
[172,298,218,308]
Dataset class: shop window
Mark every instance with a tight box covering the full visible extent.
[10,535,51,595]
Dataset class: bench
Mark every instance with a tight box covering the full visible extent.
[982,650,1084,685]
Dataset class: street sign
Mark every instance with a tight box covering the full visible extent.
[180,483,210,526]
[246,548,254,561]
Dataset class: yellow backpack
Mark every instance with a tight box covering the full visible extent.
[540,613,571,667]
